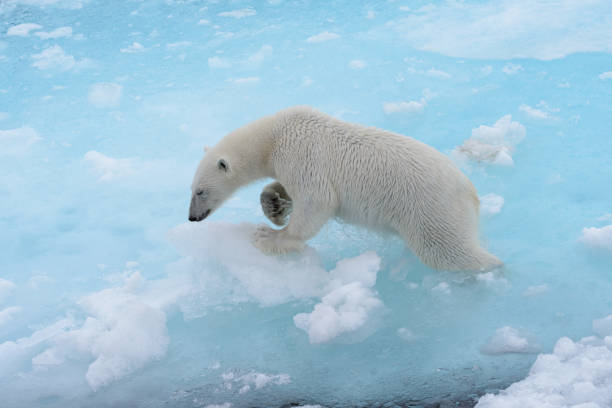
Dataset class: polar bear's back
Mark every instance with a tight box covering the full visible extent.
[271,106,478,230]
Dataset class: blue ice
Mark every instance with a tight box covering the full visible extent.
[1,0,612,407]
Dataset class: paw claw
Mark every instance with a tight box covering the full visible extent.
[261,191,292,226]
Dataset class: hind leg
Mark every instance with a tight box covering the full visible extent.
[399,221,502,272]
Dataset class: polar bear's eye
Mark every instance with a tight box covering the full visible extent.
[217,159,228,172]
[196,190,204,196]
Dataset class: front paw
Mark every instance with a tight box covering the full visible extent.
[251,225,304,254]
[260,191,292,226]
[252,225,280,253]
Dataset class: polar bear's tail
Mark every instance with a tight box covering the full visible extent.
[468,246,503,272]
[419,245,503,272]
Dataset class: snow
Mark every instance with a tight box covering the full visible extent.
[222,371,290,391]
[120,42,145,53]
[599,71,612,80]
[34,26,72,39]
[208,56,231,68]
[87,82,123,108]
[30,45,88,71]
[480,193,504,216]
[519,104,550,120]
[386,1,612,60]
[293,281,382,344]
[217,8,256,19]
[397,327,415,342]
[6,23,42,36]
[306,31,340,43]
[502,63,524,75]
[382,100,425,114]
[579,225,612,251]
[18,271,172,390]
[228,77,260,84]
[0,278,16,302]
[0,126,41,155]
[452,115,526,166]
[522,284,548,297]
[83,151,137,181]
[480,326,540,355]
[593,315,612,337]
[0,306,21,326]
[426,68,451,79]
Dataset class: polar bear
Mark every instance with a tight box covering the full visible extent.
[189,106,501,271]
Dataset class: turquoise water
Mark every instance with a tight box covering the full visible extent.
[1,1,612,407]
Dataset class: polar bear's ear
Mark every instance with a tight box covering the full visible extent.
[203,146,210,153]
[217,158,229,172]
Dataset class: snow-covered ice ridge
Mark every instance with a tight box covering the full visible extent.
[477,315,612,407]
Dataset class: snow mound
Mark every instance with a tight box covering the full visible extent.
[168,222,381,311]
[480,326,540,355]
[294,281,382,344]
[579,224,612,251]
[452,115,526,166]
[293,252,382,344]
[0,278,16,303]
[0,306,21,327]
[480,193,504,216]
[476,315,612,407]
[31,271,172,390]
[221,371,290,394]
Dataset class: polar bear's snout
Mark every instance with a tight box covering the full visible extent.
[188,192,212,222]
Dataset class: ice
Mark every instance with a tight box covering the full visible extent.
[2,0,612,406]
[476,316,612,407]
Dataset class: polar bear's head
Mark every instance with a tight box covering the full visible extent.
[188,114,275,222]
[188,147,239,222]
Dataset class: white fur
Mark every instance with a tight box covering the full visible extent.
[190,106,502,271]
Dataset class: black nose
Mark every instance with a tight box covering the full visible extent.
[188,209,210,222]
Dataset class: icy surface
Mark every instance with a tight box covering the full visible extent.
[1,0,612,407]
